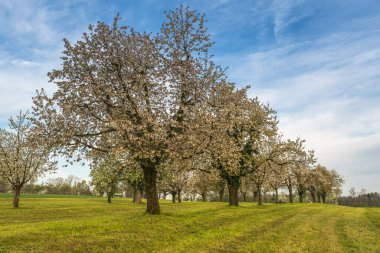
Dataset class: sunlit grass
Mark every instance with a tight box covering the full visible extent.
[0,195,379,252]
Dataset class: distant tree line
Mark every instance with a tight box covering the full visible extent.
[338,188,380,207]
[0,175,91,196]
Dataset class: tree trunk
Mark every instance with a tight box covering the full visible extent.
[107,192,112,204]
[322,192,327,203]
[171,191,176,203]
[253,190,258,202]
[258,185,263,205]
[163,192,167,200]
[201,192,207,202]
[227,176,240,206]
[288,186,294,203]
[317,194,321,203]
[177,189,182,203]
[310,191,317,202]
[13,186,21,208]
[219,189,224,202]
[298,191,304,203]
[275,188,279,203]
[133,187,143,204]
[142,165,160,214]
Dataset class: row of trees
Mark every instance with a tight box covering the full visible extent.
[90,157,343,205]
[338,188,380,207]
[43,176,92,195]
[0,5,344,212]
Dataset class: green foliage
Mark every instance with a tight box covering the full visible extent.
[90,158,121,198]
[0,196,378,252]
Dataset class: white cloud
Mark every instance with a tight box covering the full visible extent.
[0,0,58,44]
[0,0,90,122]
[0,0,104,181]
[1,0,379,194]
[270,0,312,42]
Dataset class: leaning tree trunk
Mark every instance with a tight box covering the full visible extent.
[177,189,182,203]
[288,186,294,203]
[133,187,143,204]
[13,186,22,208]
[226,176,240,206]
[142,164,160,214]
[171,191,176,203]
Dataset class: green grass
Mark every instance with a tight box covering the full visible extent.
[0,195,379,252]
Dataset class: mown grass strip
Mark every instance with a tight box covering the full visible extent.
[0,197,379,252]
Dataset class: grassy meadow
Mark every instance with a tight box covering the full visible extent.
[0,195,379,252]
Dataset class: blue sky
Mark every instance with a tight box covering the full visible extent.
[1,0,380,194]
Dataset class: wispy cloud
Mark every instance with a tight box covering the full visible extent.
[1,0,379,190]
[270,0,313,42]
[0,0,59,45]
[227,25,380,193]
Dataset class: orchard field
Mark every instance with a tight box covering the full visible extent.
[0,195,379,252]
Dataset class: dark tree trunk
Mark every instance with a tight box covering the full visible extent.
[162,191,167,200]
[107,192,112,204]
[171,191,176,203]
[253,190,259,202]
[201,192,207,202]
[310,191,317,202]
[142,164,160,214]
[133,187,143,204]
[177,189,182,203]
[257,185,263,205]
[13,186,22,208]
[322,192,327,203]
[288,186,294,203]
[227,176,240,206]
[317,194,321,203]
[298,191,304,203]
[242,193,247,202]
[219,189,224,202]
[275,188,279,203]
